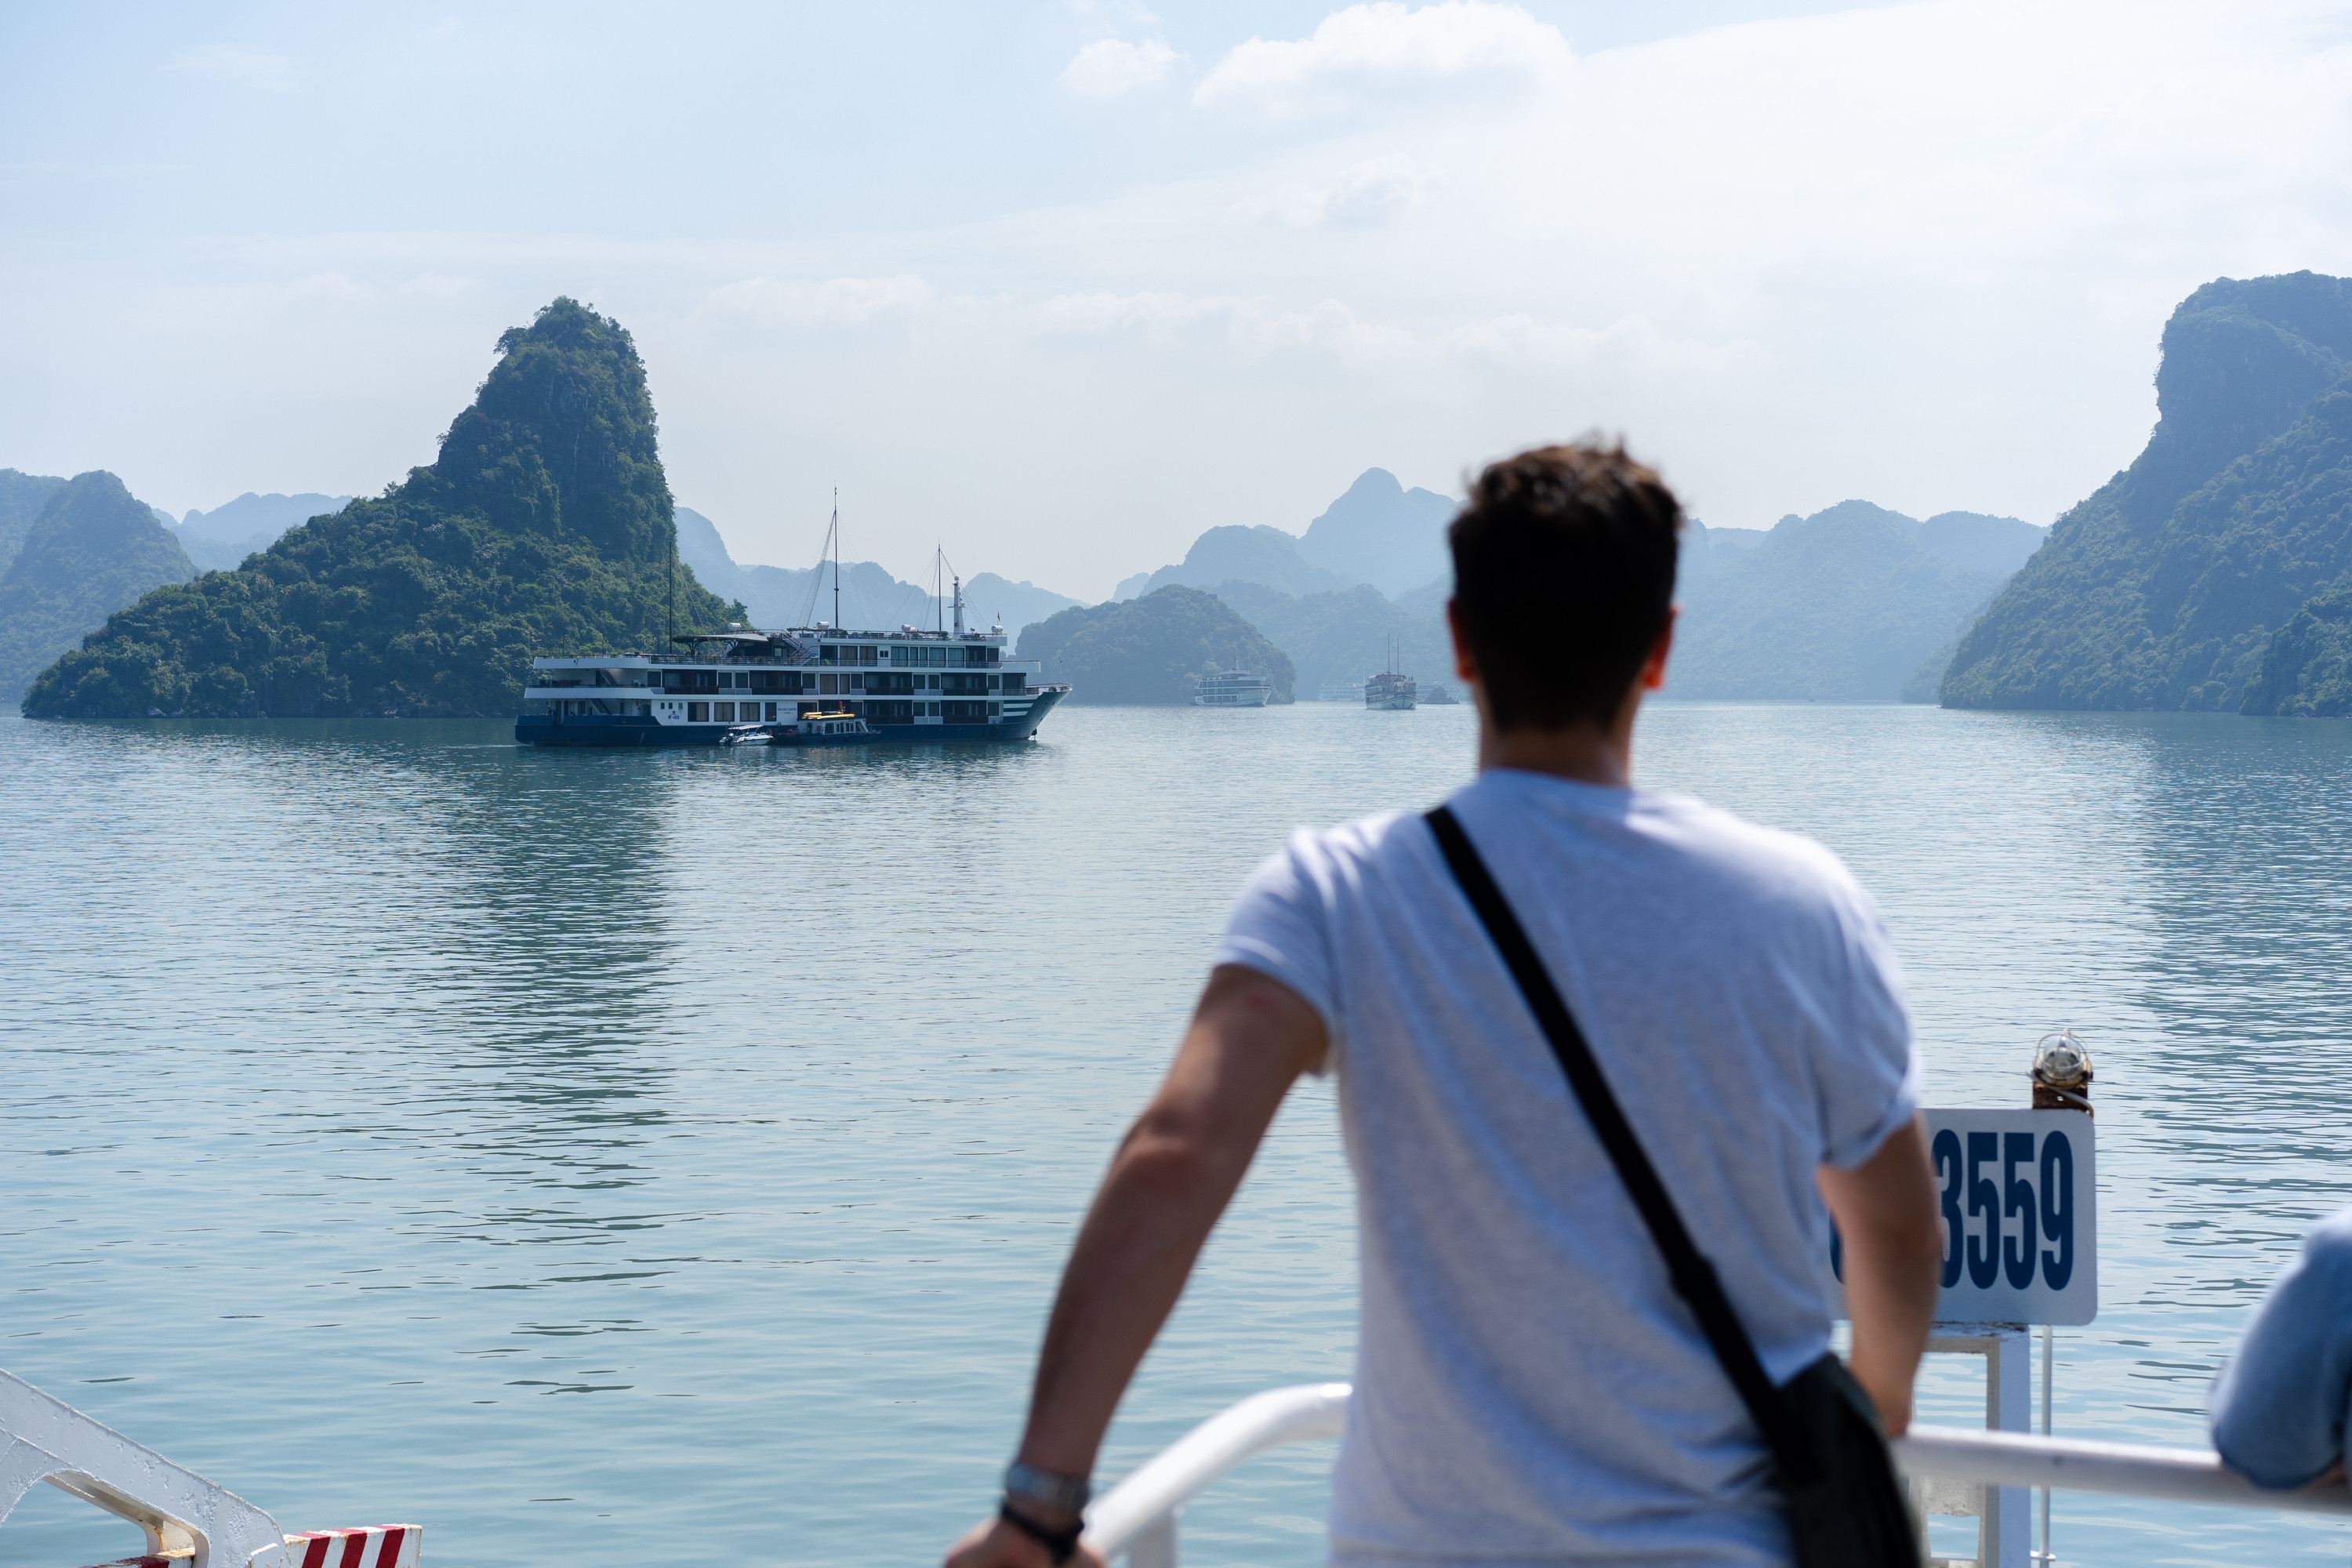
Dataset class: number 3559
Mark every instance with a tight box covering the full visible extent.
[1933,1127,2077,1290]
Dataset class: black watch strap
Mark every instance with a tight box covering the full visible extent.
[998,1501,1083,1565]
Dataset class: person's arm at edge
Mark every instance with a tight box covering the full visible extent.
[944,964,1328,1568]
[1817,1115,1940,1436]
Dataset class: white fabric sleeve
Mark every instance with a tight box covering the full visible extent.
[1818,873,1921,1170]
[1209,836,1341,1069]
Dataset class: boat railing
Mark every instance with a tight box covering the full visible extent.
[1080,1382,2352,1567]
[1,1367,292,1566]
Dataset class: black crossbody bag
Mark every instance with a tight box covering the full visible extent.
[1425,805,1918,1568]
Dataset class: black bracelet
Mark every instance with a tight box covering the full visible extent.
[999,1500,1083,1565]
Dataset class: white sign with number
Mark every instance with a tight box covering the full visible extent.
[1831,1108,2096,1327]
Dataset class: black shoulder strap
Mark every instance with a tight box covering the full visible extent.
[1424,803,1803,1471]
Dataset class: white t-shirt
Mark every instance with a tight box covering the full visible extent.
[1212,768,1917,1567]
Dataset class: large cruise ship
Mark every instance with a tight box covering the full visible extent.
[515,580,1069,748]
[1191,669,1272,707]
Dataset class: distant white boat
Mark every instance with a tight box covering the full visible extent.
[1192,670,1272,708]
[1366,636,1417,710]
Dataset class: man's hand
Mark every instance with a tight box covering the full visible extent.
[1817,1116,1940,1436]
[942,1512,1105,1568]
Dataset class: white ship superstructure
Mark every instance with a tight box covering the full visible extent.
[517,622,1067,747]
[1192,670,1272,708]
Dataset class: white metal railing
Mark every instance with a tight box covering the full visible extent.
[1081,1384,2352,1566]
[0,1369,289,1567]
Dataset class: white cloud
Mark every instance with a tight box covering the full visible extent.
[1059,36,1180,99]
[169,43,293,92]
[702,274,936,330]
[1251,154,1435,227]
[1195,1,1569,116]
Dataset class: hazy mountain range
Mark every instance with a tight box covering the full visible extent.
[1672,503,2045,701]
[673,506,1079,641]
[170,492,353,572]
[1115,468,1456,604]
[0,471,195,702]
[1949,270,2352,716]
[1110,471,2045,704]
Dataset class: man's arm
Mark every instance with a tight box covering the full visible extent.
[2210,1210,2352,1488]
[1817,1116,1940,1436]
[945,965,1328,1568]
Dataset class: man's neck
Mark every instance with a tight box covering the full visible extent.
[1475,715,1635,788]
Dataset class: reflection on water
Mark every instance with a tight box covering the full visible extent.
[3,706,2351,1566]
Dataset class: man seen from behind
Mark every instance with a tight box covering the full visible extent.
[949,441,1945,1567]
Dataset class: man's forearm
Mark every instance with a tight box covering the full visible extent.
[1842,1230,1939,1430]
[1819,1118,1940,1434]
[1014,1112,1253,1478]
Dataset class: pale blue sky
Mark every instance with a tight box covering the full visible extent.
[6,2,2350,598]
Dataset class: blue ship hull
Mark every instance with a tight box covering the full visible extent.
[514,688,1065,748]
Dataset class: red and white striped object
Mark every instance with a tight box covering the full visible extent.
[285,1526,421,1568]
[83,1534,418,1568]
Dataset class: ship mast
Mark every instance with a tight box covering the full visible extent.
[831,487,840,632]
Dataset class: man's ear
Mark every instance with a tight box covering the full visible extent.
[1639,606,1678,692]
[1447,599,1476,684]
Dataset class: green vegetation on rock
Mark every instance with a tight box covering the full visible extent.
[1945,271,2352,713]
[0,472,196,702]
[1018,585,1295,703]
[23,298,735,719]
[2242,585,2352,716]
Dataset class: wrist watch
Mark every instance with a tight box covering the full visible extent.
[1004,1459,1091,1515]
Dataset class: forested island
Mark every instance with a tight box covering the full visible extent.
[1017,586,1295,703]
[23,299,734,718]
[1947,270,2352,715]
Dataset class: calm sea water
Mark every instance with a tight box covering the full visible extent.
[4,702,2352,1568]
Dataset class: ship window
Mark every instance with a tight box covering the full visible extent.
[820,673,838,695]
[713,702,733,720]
[688,702,710,722]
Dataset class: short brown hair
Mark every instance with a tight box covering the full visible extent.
[1448,441,1682,731]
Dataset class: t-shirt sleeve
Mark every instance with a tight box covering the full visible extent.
[1817,873,1920,1170]
[1210,834,1341,1065]
[2211,1209,2352,1487]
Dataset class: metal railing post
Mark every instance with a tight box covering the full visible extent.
[0,1370,289,1568]
[1124,1509,1178,1568]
